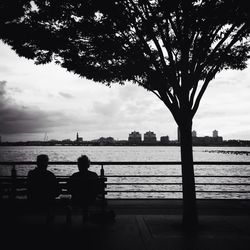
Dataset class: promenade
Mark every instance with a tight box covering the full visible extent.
[1,199,250,250]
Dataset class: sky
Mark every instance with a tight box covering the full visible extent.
[0,40,250,142]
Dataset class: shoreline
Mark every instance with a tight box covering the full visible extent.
[1,144,250,147]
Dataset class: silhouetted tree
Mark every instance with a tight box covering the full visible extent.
[1,0,249,227]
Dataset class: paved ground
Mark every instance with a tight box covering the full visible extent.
[1,199,250,250]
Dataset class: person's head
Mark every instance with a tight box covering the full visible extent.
[77,155,90,172]
[36,154,49,170]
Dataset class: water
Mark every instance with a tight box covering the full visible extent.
[0,146,250,199]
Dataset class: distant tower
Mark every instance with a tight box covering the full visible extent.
[192,130,197,137]
[213,130,218,137]
[76,132,83,142]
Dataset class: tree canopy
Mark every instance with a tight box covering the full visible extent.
[1,0,249,125]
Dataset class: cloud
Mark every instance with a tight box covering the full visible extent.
[0,80,7,96]
[92,99,121,117]
[0,80,68,134]
[59,92,74,99]
[0,65,10,74]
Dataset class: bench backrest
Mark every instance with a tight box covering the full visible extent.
[0,176,107,200]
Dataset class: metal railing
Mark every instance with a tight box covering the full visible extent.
[0,161,250,200]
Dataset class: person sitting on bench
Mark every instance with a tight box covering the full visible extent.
[67,155,99,221]
[27,154,61,222]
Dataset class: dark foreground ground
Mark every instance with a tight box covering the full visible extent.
[1,199,250,250]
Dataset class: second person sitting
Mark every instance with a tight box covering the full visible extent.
[67,155,99,214]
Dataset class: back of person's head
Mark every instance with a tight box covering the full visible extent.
[77,155,90,172]
[36,154,49,170]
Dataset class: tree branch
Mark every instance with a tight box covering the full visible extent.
[198,24,237,72]
[158,89,180,123]
[144,0,180,91]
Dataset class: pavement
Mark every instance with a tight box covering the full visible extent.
[1,199,250,250]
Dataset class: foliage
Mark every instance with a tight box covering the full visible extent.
[1,1,249,124]
[1,1,249,108]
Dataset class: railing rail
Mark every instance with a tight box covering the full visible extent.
[1,161,250,200]
[1,161,250,165]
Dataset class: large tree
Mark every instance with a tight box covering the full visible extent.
[1,0,249,227]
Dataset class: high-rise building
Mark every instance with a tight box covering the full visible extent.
[144,131,157,143]
[128,131,142,143]
[213,130,218,138]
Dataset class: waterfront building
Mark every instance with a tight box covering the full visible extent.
[144,131,157,143]
[192,130,197,137]
[62,139,72,143]
[128,131,142,143]
[192,135,223,145]
[213,130,218,137]
[98,137,115,145]
[160,136,169,143]
[76,132,83,142]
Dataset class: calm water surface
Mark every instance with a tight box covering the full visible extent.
[1,146,250,199]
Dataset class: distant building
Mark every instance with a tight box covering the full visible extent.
[62,139,71,142]
[213,130,218,137]
[128,131,142,143]
[160,136,169,143]
[76,132,83,142]
[192,134,223,145]
[192,130,197,137]
[144,131,157,143]
[214,136,223,144]
[98,137,115,145]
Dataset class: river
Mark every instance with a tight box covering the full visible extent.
[0,146,250,199]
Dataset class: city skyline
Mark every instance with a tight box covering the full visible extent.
[0,129,226,143]
[1,41,250,142]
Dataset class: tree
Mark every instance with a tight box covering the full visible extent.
[1,0,249,227]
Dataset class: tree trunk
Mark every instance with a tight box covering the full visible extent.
[179,120,198,228]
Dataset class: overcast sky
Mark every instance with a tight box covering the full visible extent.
[0,40,250,142]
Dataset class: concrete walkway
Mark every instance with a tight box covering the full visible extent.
[1,199,250,250]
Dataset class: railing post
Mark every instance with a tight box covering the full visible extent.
[0,174,2,200]
[100,164,104,178]
[11,164,17,200]
[100,164,106,212]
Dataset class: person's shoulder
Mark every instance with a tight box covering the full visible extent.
[28,169,34,175]
[88,171,98,178]
[70,172,80,178]
[46,170,56,178]
[27,168,37,177]
[27,169,34,178]
[72,172,80,176]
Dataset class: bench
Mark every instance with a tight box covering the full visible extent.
[57,176,108,225]
[0,174,108,224]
